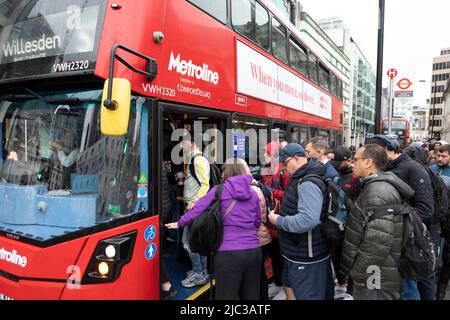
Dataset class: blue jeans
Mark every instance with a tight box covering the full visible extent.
[417,231,441,300]
[402,279,420,300]
[182,226,207,274]
[403,232,441,300]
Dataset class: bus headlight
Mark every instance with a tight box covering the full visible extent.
[98,262,110,276]
[105,245,117,258]
[82,231,137,284]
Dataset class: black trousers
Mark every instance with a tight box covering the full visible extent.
[438,240,450,284]
[260,245,269,300]
[161,260,171,284]
[331,245,353,295]
[266,237,284,287]
[214,248,262,300]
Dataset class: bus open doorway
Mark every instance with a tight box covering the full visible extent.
[159,104,229,300]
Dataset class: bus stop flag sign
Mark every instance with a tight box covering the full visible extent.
[387,68,398,79]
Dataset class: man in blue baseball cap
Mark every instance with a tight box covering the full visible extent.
[269,143,334,300]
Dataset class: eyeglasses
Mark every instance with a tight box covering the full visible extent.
[354,157,368,163]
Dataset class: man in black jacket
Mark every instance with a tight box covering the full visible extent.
[368,135,436,300]
[269,144,334,300]
[330,146,360,202]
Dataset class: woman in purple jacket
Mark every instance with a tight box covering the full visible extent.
[166,158,262,300]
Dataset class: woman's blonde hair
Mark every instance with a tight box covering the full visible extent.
[222,158,250,180]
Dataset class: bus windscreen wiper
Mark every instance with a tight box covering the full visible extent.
[0,87,101,104]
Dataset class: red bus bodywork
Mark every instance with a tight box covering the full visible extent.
[0,0,343,300]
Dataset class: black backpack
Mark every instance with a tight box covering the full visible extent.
[301,175,353,246]
[188,184,224,256]
[425,167,449,227]
[439,176,450,238]
[189,154,222,188]
[188,184,237,257]
[368,203,437,281]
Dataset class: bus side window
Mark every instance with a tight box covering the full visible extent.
[187,0,227,24]
[319,63,330,92]
[289,37,308,76]
[290,126,308,147]
[271,17,287,63]
[232,0,270,50]
[308,53,318,84]
[331,73,338,97]
[232,114,269,175]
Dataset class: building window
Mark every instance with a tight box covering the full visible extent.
[232,0,270,50]
[431,97,443,105]
[430,119,442,127]
[289,37,308,76]
[271,17,287,62]
[432,86,444,93]
[431,108,443,116]
[188,0,227,23]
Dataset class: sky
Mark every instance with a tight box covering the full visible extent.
[300,0,450,104]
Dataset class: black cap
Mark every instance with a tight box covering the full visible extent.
[330,146,351,168]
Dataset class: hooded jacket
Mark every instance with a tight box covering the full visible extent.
[340,172,415,292]
[323,159,339,180]
[404,144,429,166]
[387,153,434,228]
[178,174,261,252]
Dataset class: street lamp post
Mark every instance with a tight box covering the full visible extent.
[375,0,385,135]
[418,79,427,141]
[388,75,394,134]
[429,79,438,140]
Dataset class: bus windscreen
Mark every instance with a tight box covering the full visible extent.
[0,0,105,83]
[382,120,406,131]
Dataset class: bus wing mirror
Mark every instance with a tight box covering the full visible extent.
[101,78,131,136]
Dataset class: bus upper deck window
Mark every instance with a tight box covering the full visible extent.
[272,18,287,63]
[289,38,308,76]
[188,0,227,24]
[308,53,318,84]
[232,0,269,50]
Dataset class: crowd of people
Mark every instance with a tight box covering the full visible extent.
[163,131,450,301]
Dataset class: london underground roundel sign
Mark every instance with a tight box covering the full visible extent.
[397,78,412,90]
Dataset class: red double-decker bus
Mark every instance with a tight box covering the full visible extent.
[0,0,343,300]
[381,118,411,146]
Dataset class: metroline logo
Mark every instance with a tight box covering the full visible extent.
[168,51,220,85]
[0,247,28,268]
